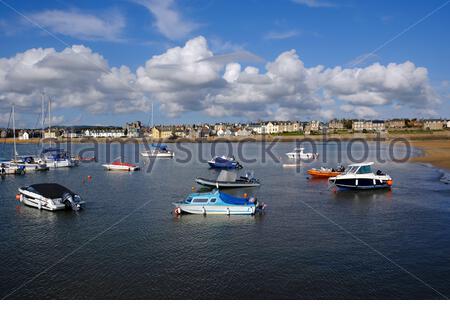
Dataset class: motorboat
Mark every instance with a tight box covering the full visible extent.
[328,162,393,190]
[173,189,265,215]
[41,148,74,168]
[208,156,243,169]
[0,162,26,175]
[10,155,49,172]
[102,161,140,171]
[141,143,174,158]
[196,170,260,188]
[17,183,84,211]
[307,165,345,178]
[286,148,319,160]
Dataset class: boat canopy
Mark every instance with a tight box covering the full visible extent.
[217,170,237,182]
[348,162,374,167]
[25,183,74,198]
[219,192,248,205]
[151,143,168,150]
[214,156,233,164]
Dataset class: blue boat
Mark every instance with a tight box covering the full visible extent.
[173,189,265,215]
[208,156,243,169]
[41,148,74,168]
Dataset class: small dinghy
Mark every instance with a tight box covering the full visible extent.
[196,170,260,188]
[173,189,266,215]
[102,161,140,171]
[328,162,393,190]
[141,143,174,158]
[17,183,84,211]
[286,147,318,160]
[308,165,345,178]
[208,156,243,169]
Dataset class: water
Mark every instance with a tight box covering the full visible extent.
[0,142,449,299]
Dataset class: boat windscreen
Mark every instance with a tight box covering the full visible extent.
[217,170,237,182]
[27,183,74,198]
[219,192,248,205]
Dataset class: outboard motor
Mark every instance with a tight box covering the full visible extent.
[62,192,81,211]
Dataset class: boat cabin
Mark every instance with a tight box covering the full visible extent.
[344,162,374,175]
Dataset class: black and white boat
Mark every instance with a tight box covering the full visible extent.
[196,170,260,189]
[17,183,85,211]
[328,162,393,190]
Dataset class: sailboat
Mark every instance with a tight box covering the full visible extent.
[1,104,26,175]
[40,96,73,168]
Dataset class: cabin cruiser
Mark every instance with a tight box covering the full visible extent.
[102,161,140,171]
[208,156,243,169]
[0,162,25,175]
[196,170,260,188]
[41,148,74,168]
[173,189,265,215]
[11,155,48,172]
[17,183,84,211]
[286,147,318,160]
[141,143,174,158]
[328,162,393,190]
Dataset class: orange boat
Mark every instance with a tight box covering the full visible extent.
[307,168,343,178]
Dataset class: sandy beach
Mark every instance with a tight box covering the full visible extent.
[410,140,450,170]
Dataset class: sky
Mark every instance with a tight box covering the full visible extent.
[0,0,449,128]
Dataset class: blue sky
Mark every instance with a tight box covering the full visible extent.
[0,0,449,127]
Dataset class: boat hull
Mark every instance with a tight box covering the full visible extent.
[329,177,391,190]
[141,151,174,158]
[102,164,140,171]
[45,159,73,168]
[307,169,341,178]
[174,203,256,215]
[195,177,260,188]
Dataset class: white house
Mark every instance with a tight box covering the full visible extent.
[18,131,29,140]
[84,129,125,138]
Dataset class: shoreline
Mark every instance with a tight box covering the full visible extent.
[2,132,449,171]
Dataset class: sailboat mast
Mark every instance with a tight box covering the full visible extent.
[41,92,45,137]
[151,100,154,128]
[48,96,51,136]
[12,103,17,162]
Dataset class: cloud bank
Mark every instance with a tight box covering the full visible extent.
[0,36,440,124]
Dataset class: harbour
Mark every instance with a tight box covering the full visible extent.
[1,141,449,299]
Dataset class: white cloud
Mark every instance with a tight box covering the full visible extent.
[265,30,299,40]
[292,0,336,8]
[135,0,199,40]
[0,36,441,125]
[29,9,126,41]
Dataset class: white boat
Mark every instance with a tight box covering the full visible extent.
[10,156,48,172]
[0,162,26,175]
[41,148,74,168]
[17,183,84,211]
[102,161,140,171]
[141,144,174,158]
[173,189,265,215]
[195,170,260,188]
[286,147,319,160]
[328,162,393,190]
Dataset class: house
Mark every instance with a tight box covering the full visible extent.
[18,131,30,140]
[63,131,82,139]
[235,128,252,136]
[125,121,143,137]
[328,120,344,131]
[278,121,301,133]
[152,126,173,139]
[84,129,124,138]
[386,119,406,129]
[423,120,444,131]
[248,123,264,134]
[352,120,373,132]
[372,120,386,132]
[447,120,450,129]
[44,131,57,139]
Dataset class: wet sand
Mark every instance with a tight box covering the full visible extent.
[411,140,450,170]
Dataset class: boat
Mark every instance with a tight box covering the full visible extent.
[286,148,319,160]
[10,155,49,172]
[208,156,243,169]
[173,189,265,215]
[141,143,174,158]
[102,161,140,171]
[195,170,260,188]
[328,162,393,190]
[0,162,26,175]
[17,183,84,211]
[307,166,345,178]
[41,148,74,168]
